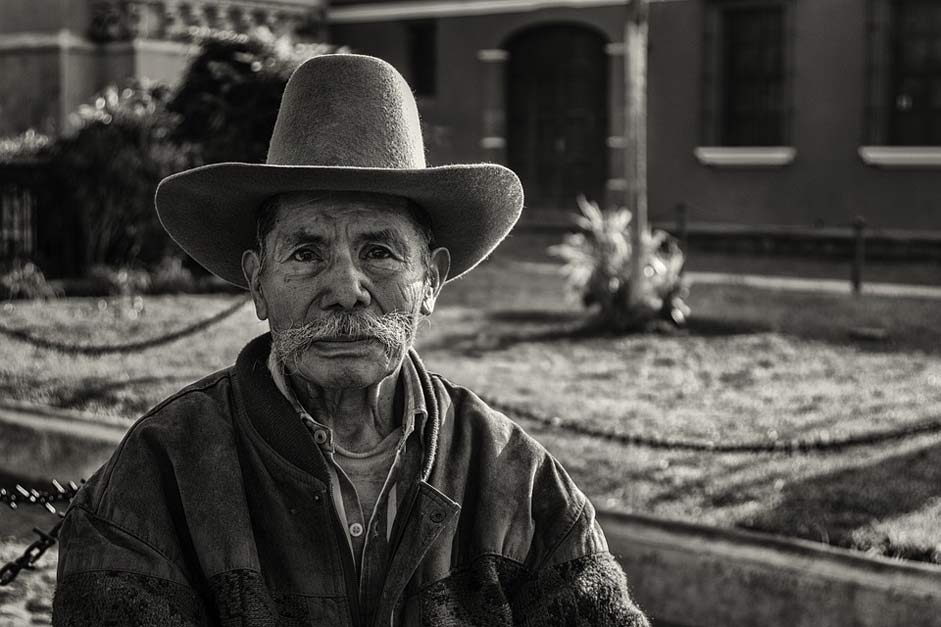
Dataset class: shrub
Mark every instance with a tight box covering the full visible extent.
[149,256,196,294]
[549,195,691,332]
[169,27,345,164]
[0,261,60,300]
[0,130,52,163]
[48,81,196,270]
[87,264,152,296]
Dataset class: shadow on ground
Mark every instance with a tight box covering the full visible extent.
[727,441,941,563]
[421,308,772,355]
[55,374,202,410]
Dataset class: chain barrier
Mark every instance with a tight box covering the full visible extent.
[0,295,250,355]
[1,290,939,585]
[0,521,63,587]
[0,480,83,586]
[0,295,249,584]
[3,398,941,584]
[479,394,941,454]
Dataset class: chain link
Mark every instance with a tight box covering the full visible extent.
[0,295,249,355]
[0,480,83,586]
[2,395,940,587]
[0,521,63,586]
[0,480,82,513]
[480,394,941,454]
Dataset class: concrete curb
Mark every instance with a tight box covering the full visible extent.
[0,401,127,482]
[3,402,940,626]
[600,510,941,627]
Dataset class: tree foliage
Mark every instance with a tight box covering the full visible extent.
[169,29,342,164]
[48,82,195,268]
[1,28,340,276]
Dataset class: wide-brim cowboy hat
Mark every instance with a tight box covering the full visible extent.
[155,53,523,288]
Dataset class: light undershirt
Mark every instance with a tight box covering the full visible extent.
[333,429,401,562]
[266,349,422,572]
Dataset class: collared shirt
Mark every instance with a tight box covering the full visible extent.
[266,350,426,618]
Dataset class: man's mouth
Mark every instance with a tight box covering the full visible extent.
[313,335,374,343]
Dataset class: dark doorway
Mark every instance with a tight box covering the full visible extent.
[506,24,609,210]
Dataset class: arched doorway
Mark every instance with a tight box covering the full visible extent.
[506,24,609,211]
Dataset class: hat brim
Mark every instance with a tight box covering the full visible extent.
[155,162,524,288]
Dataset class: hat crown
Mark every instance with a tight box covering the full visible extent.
[266,54,427,169]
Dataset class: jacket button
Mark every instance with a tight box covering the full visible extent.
[313,429,329,445]
[349,522,364,537]
[430,510,445,523]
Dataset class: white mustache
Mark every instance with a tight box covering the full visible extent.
[271,310,420,363]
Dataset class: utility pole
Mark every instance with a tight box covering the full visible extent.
[625,0,649,307]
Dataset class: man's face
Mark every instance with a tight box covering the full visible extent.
[241,191,448,389]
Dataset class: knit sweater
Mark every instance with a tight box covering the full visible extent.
[52,334,649,626]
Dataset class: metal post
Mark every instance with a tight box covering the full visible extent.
[676,202,688,255]
[626,0,649,307]
[851,216,866,295]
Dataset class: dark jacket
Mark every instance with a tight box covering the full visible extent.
[53,334,648,626]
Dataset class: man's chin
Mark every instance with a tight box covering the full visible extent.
[305,338,382,358]
[286,343,406,389]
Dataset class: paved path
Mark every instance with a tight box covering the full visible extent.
[688,271,941,299]
[512,260,941,299]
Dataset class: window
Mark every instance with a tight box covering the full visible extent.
[407,20,437,97]
[703,1,791,147]
[0,182,35,259]
[888,0,941,145]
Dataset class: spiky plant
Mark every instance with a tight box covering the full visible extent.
[548,195,690,332]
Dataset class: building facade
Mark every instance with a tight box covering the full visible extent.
[2,0,941,237]
[0,0,324,137]
[330,0,941,234]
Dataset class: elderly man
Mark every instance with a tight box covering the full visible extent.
[52,55,648,626]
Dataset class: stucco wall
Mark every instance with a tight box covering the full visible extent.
[647,0,941,231]
[0,50,62,135]
[332,6,622,170]
[0,0,89,35]
[632,0,941,230]
[333,0,941,231]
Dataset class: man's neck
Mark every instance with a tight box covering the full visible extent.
[288,366,401,453]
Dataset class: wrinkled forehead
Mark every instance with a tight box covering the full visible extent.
[264,191,423,243]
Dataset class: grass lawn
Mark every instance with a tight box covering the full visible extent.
[1,242,941,565]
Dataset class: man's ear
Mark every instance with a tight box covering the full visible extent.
[241,249,269,321]
[420,247,450,316]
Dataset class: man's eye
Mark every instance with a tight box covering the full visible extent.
[364,246,394,260]
[291,249,319,262]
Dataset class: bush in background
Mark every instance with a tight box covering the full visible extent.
[0,130,52,163]
[0,261,60,300]
[170,28,344,164]
[48,81,196,269]
[550,195,690,332]
[1,28,342,286]
[149,256,197,294]
[86,264,152,297]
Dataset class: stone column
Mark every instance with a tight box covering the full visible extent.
[477,48,509,165]
[605,41,627,209]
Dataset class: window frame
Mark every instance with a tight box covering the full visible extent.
[862,0,941,165]
[406,19,438,98]
[701,0,795,149]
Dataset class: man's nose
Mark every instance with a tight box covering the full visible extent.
[319,253,371,310]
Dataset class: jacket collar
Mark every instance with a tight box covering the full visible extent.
[233,334,440,482]
[233,333,332,480]
[265,344,428,448]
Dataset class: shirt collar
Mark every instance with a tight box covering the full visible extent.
[266,348,427,441]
